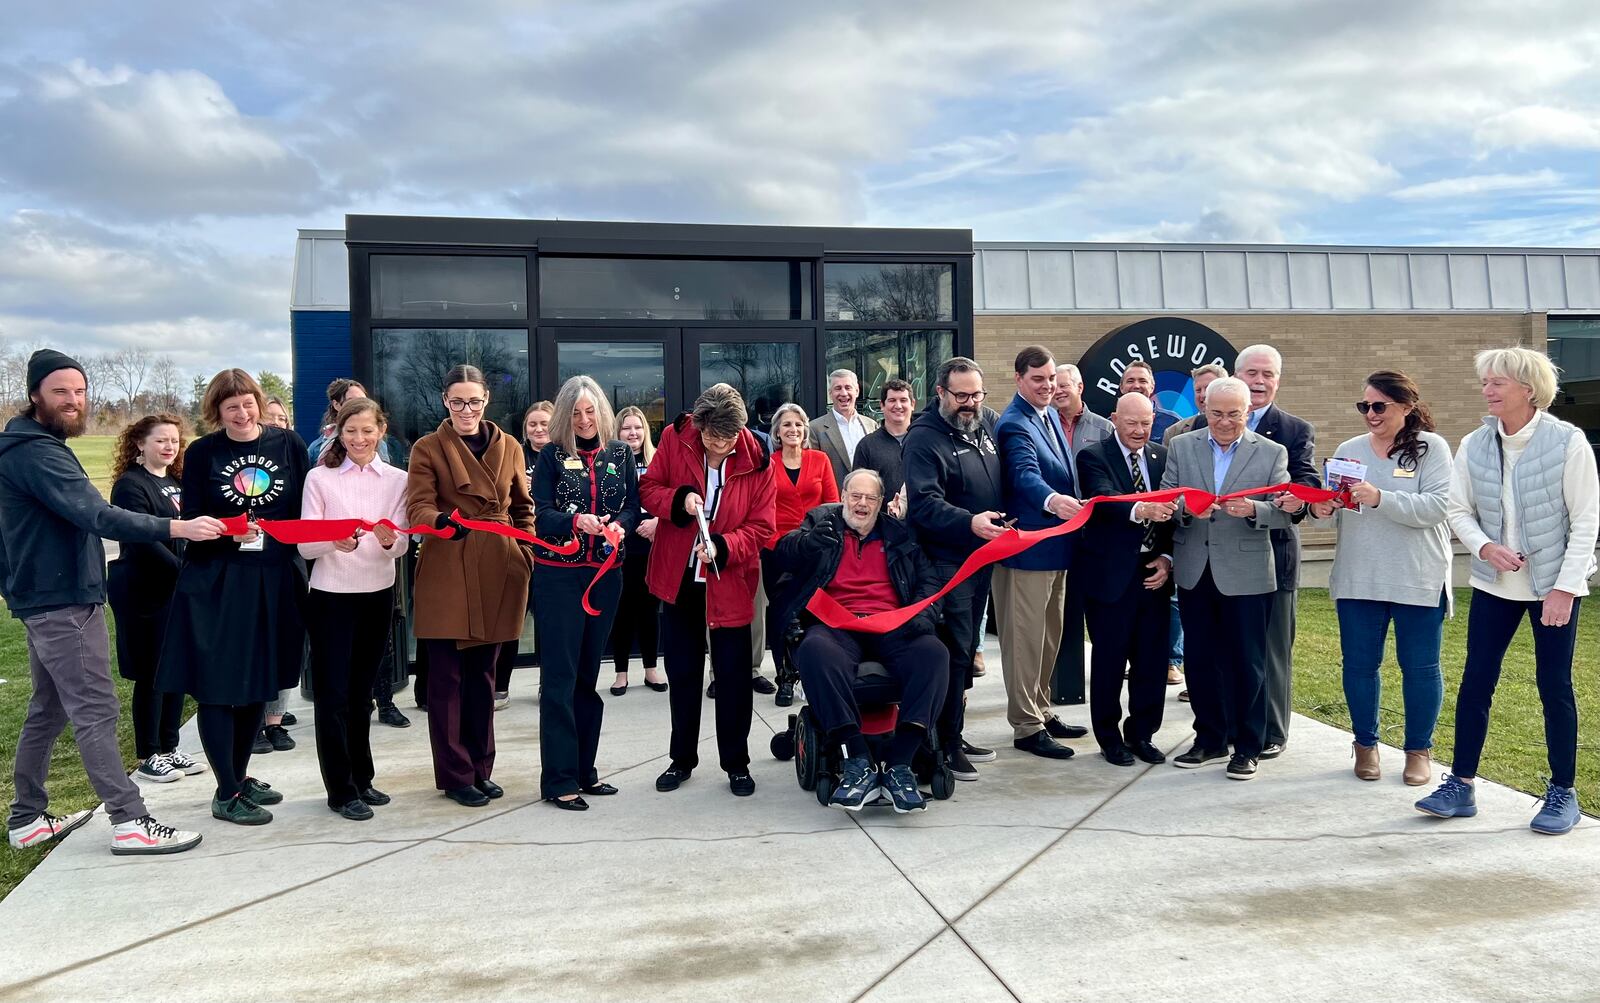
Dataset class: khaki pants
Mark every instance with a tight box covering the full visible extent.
[992,566,1067,740]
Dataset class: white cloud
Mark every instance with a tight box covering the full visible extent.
[1474,106,1600,150]
[1390,170,1563,201]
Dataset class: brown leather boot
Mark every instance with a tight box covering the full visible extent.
[1352,742,1380,781]
[1403,749,1432,787]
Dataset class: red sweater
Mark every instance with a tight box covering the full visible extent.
[769,449,839,547]
[824,533,898,615]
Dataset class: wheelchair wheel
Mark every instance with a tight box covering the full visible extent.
[770,725,795,762]
[795,707,821,791]
[930,763,955,801]
[816,776,835,807]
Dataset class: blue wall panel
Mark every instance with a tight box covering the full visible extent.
[290,310,352,443]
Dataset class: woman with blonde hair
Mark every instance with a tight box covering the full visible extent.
[608,405,666,695]
[1416,347,1598,834]
[530,377,640,809]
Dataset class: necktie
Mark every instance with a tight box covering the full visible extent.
[1129,450,1156,552]
[1046,413,1067,462]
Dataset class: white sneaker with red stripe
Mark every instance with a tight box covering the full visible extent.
[8,809,95,849]
[110,815,202,856]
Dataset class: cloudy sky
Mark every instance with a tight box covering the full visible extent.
[1,0,1597,379]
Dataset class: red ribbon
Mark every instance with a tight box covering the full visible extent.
[805,482,1346,635]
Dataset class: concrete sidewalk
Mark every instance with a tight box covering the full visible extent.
[2,641,1596,1002]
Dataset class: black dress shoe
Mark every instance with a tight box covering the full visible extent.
[644,675,668,692]
[280,711,298,727]
[656,766,691,792]
[728,771,756,797]
[1014,730,1076,759]
[1127,740,1167,765]
[705,680,716,699]
[331,799,374,821]
[475,779,504,799]
[610,679,628,696]
[1044,717,1089,740]
[1260,743,1285,760]
[750,675,776,695]
[377,705,411,728]
[358,786,391,806]
[548,795,589,811]
[445,786,489,807]
[1101,745,1136,766]
[775,681,794,707]
[580,782,618,796]
[264,725,296,751]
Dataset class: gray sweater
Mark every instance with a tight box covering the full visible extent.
[1325,431,1453,613]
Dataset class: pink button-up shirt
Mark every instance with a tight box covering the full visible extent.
[298,456,410,593]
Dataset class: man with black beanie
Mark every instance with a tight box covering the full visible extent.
[0,349,225,855]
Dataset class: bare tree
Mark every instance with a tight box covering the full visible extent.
[81,352,116,421]
[149,355,184,413]
[105,346,152,410]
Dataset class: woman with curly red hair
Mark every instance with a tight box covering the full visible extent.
[107,414,206,784]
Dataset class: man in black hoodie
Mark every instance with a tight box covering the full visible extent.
[0,350,224,856]
[902,356,1008,783]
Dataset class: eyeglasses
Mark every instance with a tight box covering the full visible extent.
[1354,401,1395,415]
[446,398,487,413]
[1207,409,1247,422]
[845,492,882,505]
[943,389,987,403]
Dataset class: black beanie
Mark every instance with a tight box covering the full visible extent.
[27,349,86,394]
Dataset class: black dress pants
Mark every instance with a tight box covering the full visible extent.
[1178,566,1271,759]
[307,587,392,807]
[933,562,992,748]
[610,548,660,675]
[534,564,623,798]
[1084,569,1171,749]
[793,623,947,741]
[131,680,183,759]
[424,639,499,790]
[662,566,752,774]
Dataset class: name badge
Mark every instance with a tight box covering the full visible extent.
[1393,467,1416,478]
[563,458,583,470]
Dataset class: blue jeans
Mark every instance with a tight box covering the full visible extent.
[1336,595,1446,750]
[1168,592,1183,666]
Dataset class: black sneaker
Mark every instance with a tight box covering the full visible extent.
[705,680,716,699]
[377,705,411,728]
[241,776,284,805]
[251,729,273,755]
[961,740,997,763]
[947,748,979,782]
[280,711,298,727]
[728,772,756,797]
[775,681,794,707]
[882,764,928,813]
[1259,743,1285,760]
[331,799,374,821]
[829,757,881,812]
[1226,754,1259,781]
[750,674,776,695]
[1172,745,1230,769]
[264,725,296,751]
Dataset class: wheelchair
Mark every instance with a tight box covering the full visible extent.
[769,656,956,807]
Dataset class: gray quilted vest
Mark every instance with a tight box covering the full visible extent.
[1463,412,1576,597]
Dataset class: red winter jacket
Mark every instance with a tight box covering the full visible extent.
[640,414,776,628]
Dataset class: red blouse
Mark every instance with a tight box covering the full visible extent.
[768,448,840,546]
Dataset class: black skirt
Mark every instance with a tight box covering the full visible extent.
[156,557,307,705]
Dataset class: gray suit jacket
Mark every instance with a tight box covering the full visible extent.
[810,410,879,489]
[1159,428,1292,596]
[1059,406,1114,485]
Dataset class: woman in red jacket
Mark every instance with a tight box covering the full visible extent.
[641,383,776,797]
[763,403,838,703]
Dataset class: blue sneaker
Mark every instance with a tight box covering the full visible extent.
[1415,774,1477,818]
[828,757,881,812]
[882,764,928,814]
[1530,781,1580,835]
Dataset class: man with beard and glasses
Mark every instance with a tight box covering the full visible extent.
[2,350,226,856]
[903,357,1007,783]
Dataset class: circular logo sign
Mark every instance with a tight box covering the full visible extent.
[1076,318,1240,420]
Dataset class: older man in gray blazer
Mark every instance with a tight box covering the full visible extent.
[810,369,880,490]
[1159,377,1292,780]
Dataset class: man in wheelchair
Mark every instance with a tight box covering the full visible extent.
[771,469,949,812]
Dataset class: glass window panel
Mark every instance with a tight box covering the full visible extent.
[697,342,801,431]
[824,329,953,422]
[371,328,531,456]
[539,258,812,320]
[555,341,668,436]
[371,255,527,320]
[824,262,954,322]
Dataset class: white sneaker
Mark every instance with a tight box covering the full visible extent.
[165,749,206,776]
[133,754,183,783]
[110,815,202,856]
[8,809,95,849]
[493,692,510,711]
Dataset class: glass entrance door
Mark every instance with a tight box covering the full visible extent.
[536,328,677,435]
[682,328,815,432]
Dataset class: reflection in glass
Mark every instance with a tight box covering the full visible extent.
[371,329,531,456]
[555,342,667,434]
[698,342,801,430]
[540,258,812,320]
[824,262,953,322]
[371,256,527,320]
[825,329,953,422]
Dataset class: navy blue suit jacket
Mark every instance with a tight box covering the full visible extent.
[995,393,1077,571]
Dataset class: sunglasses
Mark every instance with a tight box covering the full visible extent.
[1354,401,1400,416]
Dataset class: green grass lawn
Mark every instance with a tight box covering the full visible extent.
[67,434,118,498]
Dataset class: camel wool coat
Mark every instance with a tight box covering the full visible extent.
[406,419,536,647]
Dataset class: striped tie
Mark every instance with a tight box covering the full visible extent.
[1130,450,1157,552]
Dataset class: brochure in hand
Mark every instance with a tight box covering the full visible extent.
[1324,457,1368,512]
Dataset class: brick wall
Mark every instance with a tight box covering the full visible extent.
[975,312,1544,546]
